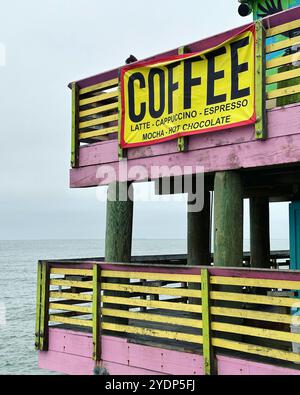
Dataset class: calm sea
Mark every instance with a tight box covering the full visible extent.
[0,238,289,375]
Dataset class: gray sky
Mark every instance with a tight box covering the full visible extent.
[0,0,289,241]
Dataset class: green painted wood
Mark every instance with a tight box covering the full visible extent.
[214,171,243,267]
[250,197,271,268]
[39,262,50,351]
[118,70,126,160]
[177,46,189,152]
[201,269,216,375]
[104,182,133,325]
[35,261,42,350]
[255,20,267,139]
[92,264,101,361]
[71,82,80,168]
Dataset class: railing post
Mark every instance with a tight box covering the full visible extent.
[177,46,189,152]
[255,20,267,140]
[118,69,126,160]
[35,261,42,350]
[201,268,216,375]
[92,264,101,361]
[71,82,80,167]
[36,261,50,351]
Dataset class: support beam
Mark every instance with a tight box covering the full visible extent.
[187,190,211,266]
[214,171,243,267]
[250,197,270,269]
[105,181,133,263]
[104,181,133,326]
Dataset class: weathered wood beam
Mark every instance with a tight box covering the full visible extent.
[250,197,270,269]
[214,171,243,267]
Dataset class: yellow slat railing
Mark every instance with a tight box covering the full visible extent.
[265,17,300,108]
[38,258,300,375]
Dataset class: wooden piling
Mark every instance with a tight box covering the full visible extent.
[250,197,270,268]
[214,171,243,267]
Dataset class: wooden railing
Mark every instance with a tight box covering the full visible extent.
[70,10,300,168]
[36,261,300,374]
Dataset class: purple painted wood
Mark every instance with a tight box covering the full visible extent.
[77,104,300,169]
[39,328,300,375]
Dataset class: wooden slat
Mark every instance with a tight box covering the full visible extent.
[101,270,201,283]
[50,268,93,276]
[102,322,203,344]
[50,291,92,302]
[49,303,91,314]
[102,308,202,329]
[210,291,297,307]
[266,36,300,54]
[212,321,300,343]
[266,52,300,69]
[101,282,202,298]
[50,279,93,289]
[210,275,300,290]
[211,306,300,326]
[92,264,101,361]
[266,68,300,84]
[71,82,79,168]
[49,315,92,328]
[79,102,118,118]
[79,78,119,95]
[266,19,300,38]
[79,91,118,106]
[40,262,50,351]
[212,338,300,364]
[102,295,202,313]
[267,84,300,100]
[79,126,119,140]
[79,114,118,129]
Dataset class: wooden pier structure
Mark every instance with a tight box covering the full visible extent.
[36,3,300,375]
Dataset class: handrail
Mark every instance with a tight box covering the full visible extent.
[36,260,300,375]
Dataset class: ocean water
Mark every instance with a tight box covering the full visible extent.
[0,239,187,375]
[0,238,289,375]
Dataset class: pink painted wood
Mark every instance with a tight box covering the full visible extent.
[71,104,300,188]
[39,328,300,375]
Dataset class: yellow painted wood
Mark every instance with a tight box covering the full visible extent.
[101,282,202,298]
[266,19,300,38]
[212,338,300,364]
[266,36,300,54]
[210,276,300,290]
[49,303,92,314]
[79,114,118,129]
[102,308,202,328]
[101,270,201,283]
[266,68,300,84]
[79,78,119,95]
[211,306,300,325]
[50,268,93,276]
[50,279,93,289]
[102,322,203,344]
[50,291,92,302]
[49,315,92,328]
[79,102,118,118]
[210,291,297,307]
[79,91,118,106]
[102,295,202,313]
[212,321,300,343]
[267,84,300,100]
[79,126,119,140]
[266,53,300,69]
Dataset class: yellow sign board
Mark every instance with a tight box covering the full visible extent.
[120,25,256,148]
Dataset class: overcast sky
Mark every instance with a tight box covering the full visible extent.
[0,0,289,242]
